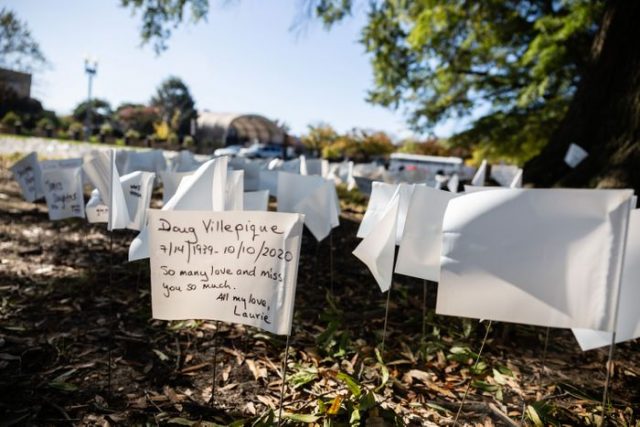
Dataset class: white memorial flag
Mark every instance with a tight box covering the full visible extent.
[490,164,520,187]
[564,143,588,168]
[83,150,130,231]
[395,186,457,282]
[277,172,340,241]
[437,188,633,331]
[471,160,487,186]
[358,182,419,244]
[353,191,400,292]
[299,155,309,176]
[159,171,194,205]
[225,170,244,211]
[86,189,108,223]
[121,149,167,175]
[447,174,459,193]
[121,171,156,231]
[41,164,85,221]
[510,169,523,188]
[229,158,260,191]
[129,157,228,261]
[572,208,640,350]
[148,209,304,335]
[10,152,43,202]
[244,190,270,211]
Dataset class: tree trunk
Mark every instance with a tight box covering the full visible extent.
[524,0,640,193]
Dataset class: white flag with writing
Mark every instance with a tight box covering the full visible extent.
[10,152,43,202]
[41,164,85,221]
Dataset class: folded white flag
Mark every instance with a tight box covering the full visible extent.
[572,208,640,350]
[305,159,329,177]
[243,190,270,211]
[129,157,228,261]
[41,164,85,221]
[564,143,588,168]
[83,150,130,231]
[437,188,633,331]
[510,169,523,188]
[358,182,419,244]
[86,189,108,223]
[299,155,308,176]
[395,186,457,282]
[346,161,357,191]
[122,149,167,175]
[10,152,43,202]
[471,160,487,186]
[121,171,156,231]
[490,164,520,187]
[353,191,400,292]
[277,172,340,241]
[229,158,260,191]
[159,171,194,205]
[226,170,244,210]
[148,209,304,335]
[447,174,459,193]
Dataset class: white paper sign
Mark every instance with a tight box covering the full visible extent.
[564,143,588,168]
[148,209,304,335]
[10,152,43,202]
[395,186,457,282]
[572,207,640,350]
[437,189,633,331]
[41,166,85,220]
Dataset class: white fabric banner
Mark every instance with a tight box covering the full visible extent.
[41,165,85,221]
[572,207,640,350]
[148,209,304,335]
[10,152,43,202]
[437,189,633,331]
[395,186,457,282]
[129,157,228,261]
[353,191,399,292]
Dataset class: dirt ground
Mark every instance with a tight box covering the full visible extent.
[0,156,638,426]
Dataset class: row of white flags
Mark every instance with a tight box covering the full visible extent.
[353,168,639,351]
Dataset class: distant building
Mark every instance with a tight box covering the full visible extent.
[196,112,285,148]
[0,68,31,98]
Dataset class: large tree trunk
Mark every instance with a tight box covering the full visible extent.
[524,1,640,193]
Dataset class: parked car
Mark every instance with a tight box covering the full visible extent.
[239,143,292,159]
[213,145,242,157]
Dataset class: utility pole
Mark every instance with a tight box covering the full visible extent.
[84,56,98,141]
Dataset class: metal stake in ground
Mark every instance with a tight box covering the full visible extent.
[329,231,334,295]
[600,332,617,425]
[380,285,393,354]
[453,320,493,426]
[107,230,114,397]
[421,280,428,348]
[209,321,221,406]
[277,334,292,426]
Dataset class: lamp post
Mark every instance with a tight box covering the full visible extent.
[84,56,98,141]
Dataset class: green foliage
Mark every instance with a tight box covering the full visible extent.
[115,103,159,136]
[301,123,338,156]
[321,129,395,161]
[0,7,47,71]
[2,111,21,128]
[72,98,112,129]
[120,0,209,53]
[99,122,113,137]
[150,76,197,137]
[125,128,141,140]
[312,0,603,164]
[182,135,194,147]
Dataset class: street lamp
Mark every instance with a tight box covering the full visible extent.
[84,56,98,141]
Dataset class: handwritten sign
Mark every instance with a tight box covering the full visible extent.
[148,209,304,335]
[41,165,85,221]
[10,152,43,202]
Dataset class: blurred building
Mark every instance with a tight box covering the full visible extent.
[0,68,31,98]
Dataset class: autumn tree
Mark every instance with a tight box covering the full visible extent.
[150,76,197,138]
[301,123,339,157]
